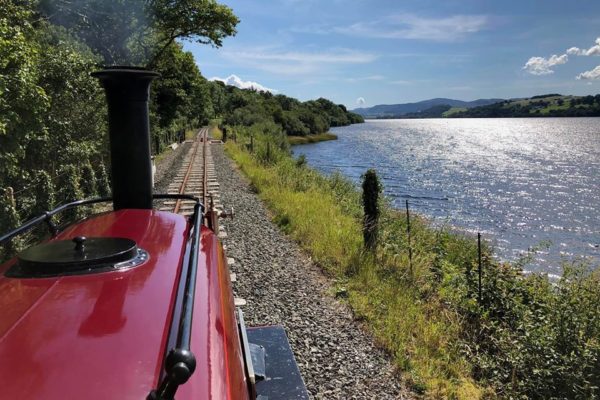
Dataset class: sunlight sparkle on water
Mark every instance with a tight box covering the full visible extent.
[294,118,600,274]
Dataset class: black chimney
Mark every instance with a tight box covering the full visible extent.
[92,67,160,210]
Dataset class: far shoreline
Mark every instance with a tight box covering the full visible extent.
[288,132,338,145]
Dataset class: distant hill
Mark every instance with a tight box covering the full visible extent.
[352,98,504,118]
[449,94,600,118]
[401,104,453,119]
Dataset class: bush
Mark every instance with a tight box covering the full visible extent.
[80,162,97,198]
[95,162,111,198]
[0,187,22,260]
[30,170,55,216]
[56,164,84,223]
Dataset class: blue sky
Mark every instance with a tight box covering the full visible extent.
[183,0,600,109]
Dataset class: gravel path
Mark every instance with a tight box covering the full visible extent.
[212,143,411,400]
[154,142,191,193]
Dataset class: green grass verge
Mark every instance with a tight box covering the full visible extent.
[154,146,173,165]
[224,126,600,399]
[288,133,337,145]
[224,141,483,398]
[209,119,223,140]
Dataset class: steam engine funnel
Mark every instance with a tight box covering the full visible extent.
[92,67,160,210]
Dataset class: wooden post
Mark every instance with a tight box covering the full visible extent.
[406,199,413,275]
[478,232,482,304]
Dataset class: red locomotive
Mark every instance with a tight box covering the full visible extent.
[0,67,307,400]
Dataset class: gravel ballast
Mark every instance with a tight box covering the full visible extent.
[154,142,191,193]
[212,143,412,400]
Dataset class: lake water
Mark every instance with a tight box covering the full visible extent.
[292,118,600,275]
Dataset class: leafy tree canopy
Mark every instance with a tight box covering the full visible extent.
[37,0,239,66]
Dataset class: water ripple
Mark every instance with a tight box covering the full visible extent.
[293,118,600,274]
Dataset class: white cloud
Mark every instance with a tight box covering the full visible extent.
[335,14,489,41]
[567,38,600,56]
[567,47,583,56]
[390,79,413,85]
[209,74,276,92]
[522,54,568,75]
[356,97,366,106]
[346,75,385,82]
[576,65,600,80]
[219,47,377,76]
[225,49,376,64]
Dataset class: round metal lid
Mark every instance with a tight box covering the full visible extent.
[9,236,145,278]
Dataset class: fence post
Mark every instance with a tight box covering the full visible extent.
[478,232,482,304]
[406,200,413,275]
[361,169,381,250]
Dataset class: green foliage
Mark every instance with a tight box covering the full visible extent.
[287,133,337,145]
[226,133,600,399]
[401,104,453,119]
[80,162,97,198]
[0,2,106,220]
[0,187,22,260]
[362,169,381,250]
[0,2,49,188]
[230,122,289,165]
[295,154,307,168]
[39,0,149,65]
[220,84,363,137]
[1,0,237,235]
[95,163,111,198]
[30,170,55,216]
[39,0,239,67]
[451,261,600,399]
[56,165,84,223]
[149,0,239,67]
[451,94,600,118]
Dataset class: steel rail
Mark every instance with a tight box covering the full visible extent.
[173,130,202,214]
[202,127,208,207]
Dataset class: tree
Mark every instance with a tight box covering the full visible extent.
[39,0,239,67]
[152,42,212,129]
[95,163,111,198]
[80,162,98,198]
[0,187,22,260]
[31,170,55,216]
[36,24,107,173]
[0,2,49,189]
[147,0,239,67]
[56,165,85,222]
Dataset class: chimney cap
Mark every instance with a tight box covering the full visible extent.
[92,66,160,80]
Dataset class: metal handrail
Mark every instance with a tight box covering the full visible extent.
[0,194,204,245]
[148,201,202,400]
[0,197,112,244]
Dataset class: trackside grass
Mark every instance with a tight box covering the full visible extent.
[287,133,338,145]
[224,126,600,399]
[225,139,482,397]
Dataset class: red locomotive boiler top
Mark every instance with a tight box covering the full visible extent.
[0,67,307,400]
[0,210,248,399]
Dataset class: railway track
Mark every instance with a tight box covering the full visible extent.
[159,127,222,223]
